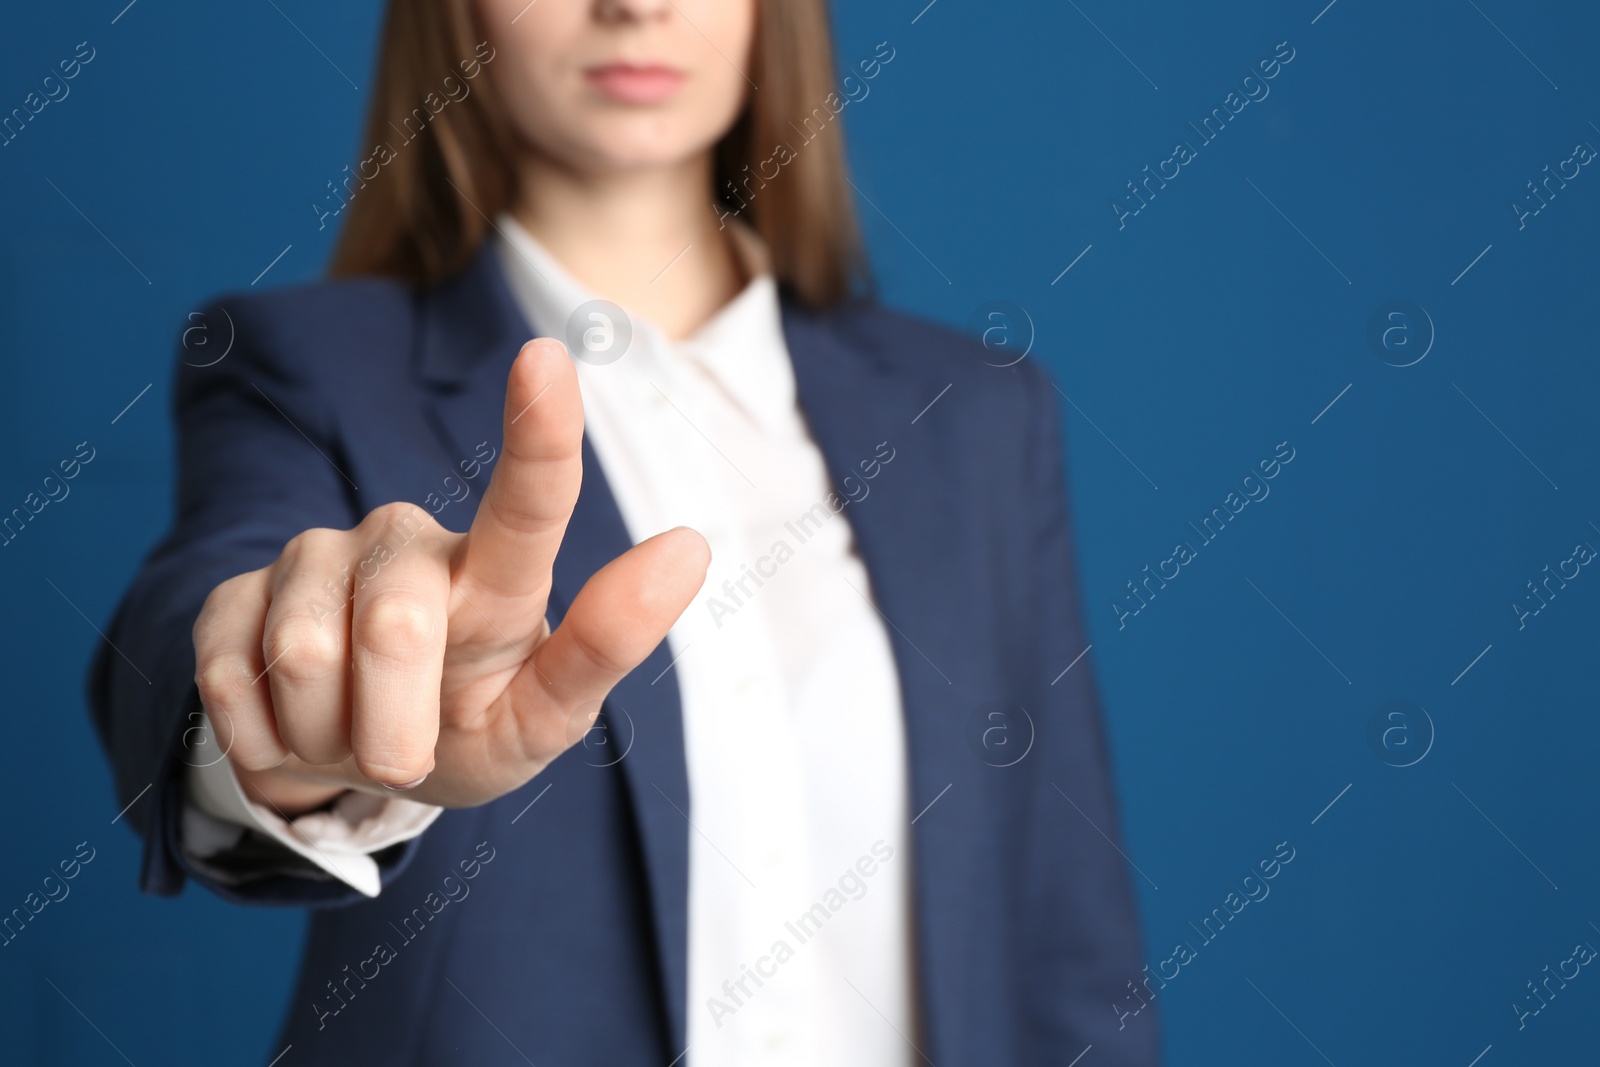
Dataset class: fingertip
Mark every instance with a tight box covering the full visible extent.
[509,337,573,393]
[228,743,293,774]
[610,527,713,615]
[358,757,436,791]
[503,337,583,442]
[353,739,437,790]
[517,336,571,365]
[665,525,712,572]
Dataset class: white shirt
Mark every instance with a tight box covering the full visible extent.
[184,216,915,1067]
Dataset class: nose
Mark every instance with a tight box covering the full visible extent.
[594,0,675,22]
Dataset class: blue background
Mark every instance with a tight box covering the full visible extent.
[2,1,1596,1063]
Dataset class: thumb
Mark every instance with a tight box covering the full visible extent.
[506,526,710,754]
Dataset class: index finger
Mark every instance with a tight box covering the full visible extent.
[452,338,583,607]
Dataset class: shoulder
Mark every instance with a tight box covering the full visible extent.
[797,295,1058,430]
[187,274,418,385]
[206,273,415,337]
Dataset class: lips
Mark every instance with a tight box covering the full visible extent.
[584,63,686,105]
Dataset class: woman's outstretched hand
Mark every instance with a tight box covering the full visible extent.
[191,338,711,816]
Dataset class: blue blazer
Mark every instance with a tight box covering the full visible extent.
[89,244,1159,1066]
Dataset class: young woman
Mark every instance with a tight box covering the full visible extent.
[91,1,1157,1063]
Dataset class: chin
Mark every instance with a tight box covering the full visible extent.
[569,116,720,172]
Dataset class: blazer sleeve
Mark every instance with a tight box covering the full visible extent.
[1013,359,1162,1066]
[87,297,426,908]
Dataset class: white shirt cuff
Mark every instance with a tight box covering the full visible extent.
[180,716,444,898]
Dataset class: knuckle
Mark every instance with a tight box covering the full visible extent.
[367,501,434,539]
[578,639,633,679]
[282,526,340,556]
[207,569,256,603]
[194,570,260,642]
[484,495,564,537]
[194,656,253,714]
[266,618,346,682]
[278,527,344,570]
[355,592,441,656]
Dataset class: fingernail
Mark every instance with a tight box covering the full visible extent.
[382,775,428,792]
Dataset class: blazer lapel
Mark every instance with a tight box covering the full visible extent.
[781,301,981,1061]
[413,247,694,1055]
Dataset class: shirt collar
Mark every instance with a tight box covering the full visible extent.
[493,213,795,428]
